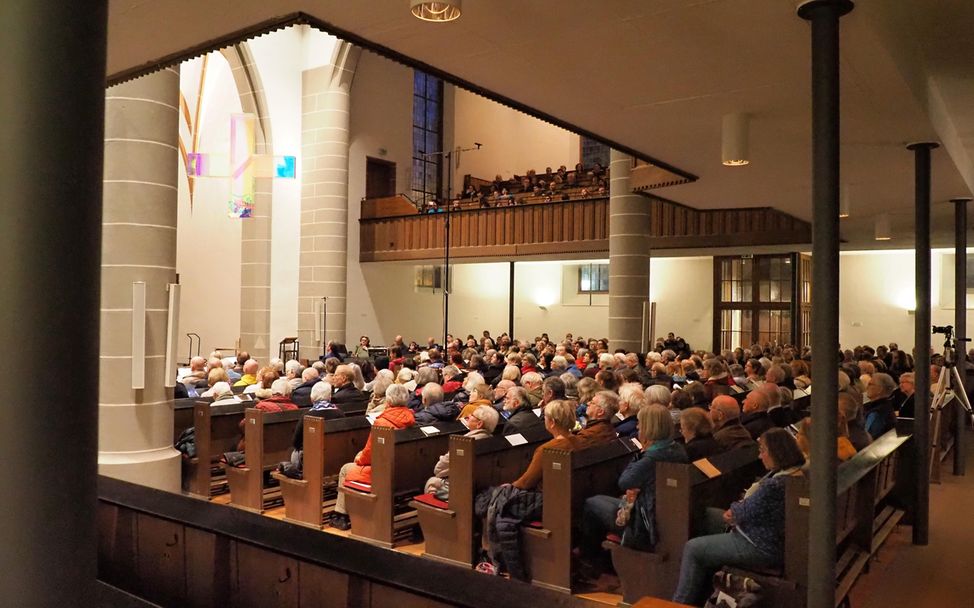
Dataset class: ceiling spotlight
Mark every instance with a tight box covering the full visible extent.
[874,213,892,241]
[721,113,750,166]
[411,0,462,22]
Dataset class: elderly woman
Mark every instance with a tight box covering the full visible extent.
[672,428,805,605]
[579,405,688,577]
[200,368,230,397]
[863,372,898,438]
[366,370,394,413]
[613,383,645,439]
[679,407,721,461]
[425,405,500,497]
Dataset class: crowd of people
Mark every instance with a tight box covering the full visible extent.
[176,330,943,605]
[421,162,610,213]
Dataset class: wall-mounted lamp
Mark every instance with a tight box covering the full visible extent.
[839,183,851,218]
[721,113,750,166]
[538,305,548,311]
[874,213,892,241]
[411,0,462,22]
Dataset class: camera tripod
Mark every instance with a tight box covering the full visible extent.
[929,325,973,482]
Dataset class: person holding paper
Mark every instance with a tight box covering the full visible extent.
[672,428,805,605]
[424,405,499,497]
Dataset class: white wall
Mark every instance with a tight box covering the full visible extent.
[452,88,579,183]
[176,53,243,356]
[651,257,714,352]
[839,249,972,351]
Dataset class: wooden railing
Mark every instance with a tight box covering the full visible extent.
[359,196,811,262]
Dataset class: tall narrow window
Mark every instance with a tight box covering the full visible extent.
[714,254,802,350]
[578,263,609,294]
[412,71,443,205]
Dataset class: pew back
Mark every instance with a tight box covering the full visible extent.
[225,408,306,513]
[186,402,248,498]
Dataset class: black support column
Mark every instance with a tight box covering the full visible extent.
[509,261,515,340]
[909,141,938,544]
[952,197,971,476]
[0,1,107,605]
[797,2,853,608]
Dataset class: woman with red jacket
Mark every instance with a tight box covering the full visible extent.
[330,384,415,530]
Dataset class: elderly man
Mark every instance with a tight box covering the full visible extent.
[492,379,516,405]
[709,395,755,451]
[740,390,775,440]
[331,384,415,531]
[233,359,260,388]
[179,356,207,388]
[522,372,544,407]
[291,367,321,407]
[578,391,620,447]
[502,386,546,437]
[330,364,369,414]
[864,372,898,438]
[284,360,304,391]
[540,376,567,408]
[415,383,461,424]
[425,405,500,497]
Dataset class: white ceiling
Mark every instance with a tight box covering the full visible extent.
[106,0,974,247]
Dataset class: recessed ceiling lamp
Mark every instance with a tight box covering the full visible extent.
[875,213,892,241]
[839,183,851,218]
[721,113,750,166]
[411,0,462,22]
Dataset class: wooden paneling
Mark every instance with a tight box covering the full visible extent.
[232,541,299,608]
[360,196,811,262]
[136,513,187,607]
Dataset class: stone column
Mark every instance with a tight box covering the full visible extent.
[608,149,651,353]
[99,68,181,492]
[297,45,359,361]
[2,2,107,603]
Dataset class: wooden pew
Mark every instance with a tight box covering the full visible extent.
[611,445,763,603]
[184,401,249,499]
[729,428,913,607]
[172,398,198,444]
[341,421,465,548]
[225,407,307,513]
[522,438,640,593]
[272,415,372,528]
[410,426,551,567]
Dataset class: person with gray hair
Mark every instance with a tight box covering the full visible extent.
[521,371,544,406]
[541,376,566,408]
[285,359,304,391]
[415,382,462,424]
[367,370,395,413]
[615,385,643,439]
[329,364,369,414]
[425,405,499,497]
[502,386,546,437]
[578,391,621,447]
[863,372,897,438]
[331,383,415,531]
[291,367,321,407]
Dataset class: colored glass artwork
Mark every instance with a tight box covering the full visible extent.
[185,113,296,218]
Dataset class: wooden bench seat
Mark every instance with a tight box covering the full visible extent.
[225,408,307,513]
[522,438,640,593]
[341,422,466,548]
[183,401,248,499]
[611,445,763,603]
[272,415,372,528]
[410,426,551,567]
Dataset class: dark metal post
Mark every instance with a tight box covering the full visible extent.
[0,1,107,604]
[443,150,452,349]
[952,196,971,475]
[909,141,938,543]
[509,261,516,339]
[797,2,853,607]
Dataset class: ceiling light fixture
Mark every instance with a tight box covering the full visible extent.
[839,183,851,218]
[874,213,892,241]
[721,113,750,166]
[411,0,462,22]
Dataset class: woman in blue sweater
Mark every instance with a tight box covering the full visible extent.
[672,428,805,605]
[578,404,688,574]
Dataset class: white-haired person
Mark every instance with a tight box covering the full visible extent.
[367,370,395,413]
[288,381,343,459]
[331,384,415,531]
[614,383,646,439]
[291,367,321,407]
[424,405,499,497]
[202,381,234,403]
[284,359,304,391]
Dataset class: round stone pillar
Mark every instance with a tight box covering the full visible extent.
[99,68,181,491]
[608,149,651,353]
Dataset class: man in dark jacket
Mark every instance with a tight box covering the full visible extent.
[501,386,546,437]
[710,396,756,451]
[740,390,775,440]
[577,391,620,448]
[291,368,321,407]
[330,364,369,414]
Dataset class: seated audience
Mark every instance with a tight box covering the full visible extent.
[415,383,461,424]
[331,384,415,531]
[838,391,872,451]
[513,400,578,492]
[255,378,299,412]
[366,369,394,413]
[579,404,688,576]
[284,359,304,391]
[740,390,775,440]
[501,386,546,437]
[672,428,805,605]
[425,405,499,497]
[202,381,233,402]
[709,396,756,451]
[200,368,230,397]
[679,407,722,461]
[457,382,493,419]
[895,372,916,418]
[330,364,369,413]
[233,359,259,387]
[291,367,321,407]
[795,415,857,463]
[521,372,544,407]
[179,356,207,388]
[245,368,278,398]
[614,384,646,439]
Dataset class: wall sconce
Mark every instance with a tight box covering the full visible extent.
[874,213,892,241]
[538,305,548,311]
[721,113,750,166]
